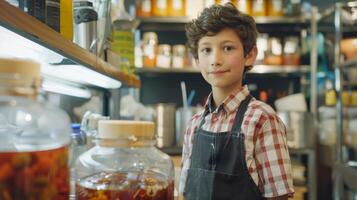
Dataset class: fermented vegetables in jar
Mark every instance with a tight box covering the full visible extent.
[0,58,71,200]
[75,120,175,200]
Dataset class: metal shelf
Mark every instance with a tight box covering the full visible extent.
[138,16,309,32]
[136,65,310,75]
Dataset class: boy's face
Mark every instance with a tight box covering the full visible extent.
[196,28,257,93]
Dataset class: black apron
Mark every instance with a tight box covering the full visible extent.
[184,95,265,200]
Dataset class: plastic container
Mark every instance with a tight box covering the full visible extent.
[75,120,174,200]
[142,32,158,68]
[0,58,71,199]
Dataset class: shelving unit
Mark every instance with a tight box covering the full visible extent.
[316,1,357,200]
[137,65,310,75]
[0,1,140,88]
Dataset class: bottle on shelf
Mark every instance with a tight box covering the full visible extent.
[252,0,267,17]
[60,0,73,40]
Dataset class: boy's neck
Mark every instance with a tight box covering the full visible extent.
[211,85,243,108]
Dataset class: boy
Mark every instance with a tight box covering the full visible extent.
[179,3,294,200]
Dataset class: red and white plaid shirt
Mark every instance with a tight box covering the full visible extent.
[179,85,294,198]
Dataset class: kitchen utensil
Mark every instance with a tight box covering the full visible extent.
[154,103,176,148]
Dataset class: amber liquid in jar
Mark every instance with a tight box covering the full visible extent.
[76,171,174,200]
[0,146,69,200]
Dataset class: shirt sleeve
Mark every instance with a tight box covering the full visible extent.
[254,114,294,198]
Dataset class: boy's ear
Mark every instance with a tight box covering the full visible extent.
[244,46,258,66]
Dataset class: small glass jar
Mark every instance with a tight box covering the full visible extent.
[252,0,267,16]
[267,0,283,16]
[136,0,152,17]
[75,120,175,200]
[0,58,71,199]
[152,0,169,16]
[157,44,172,68]
[168,0,186,16]
[235,0,251,15]
[172,44,186,68]
[142,32,159,68]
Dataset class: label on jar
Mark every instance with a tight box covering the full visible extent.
[142,0,151,13]
[272,0,283,12]
[157,0,167,9]
[173,0,182,9]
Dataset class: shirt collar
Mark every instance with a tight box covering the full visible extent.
[204,85,250,114]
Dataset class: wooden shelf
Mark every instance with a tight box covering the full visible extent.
[0,1,140,88]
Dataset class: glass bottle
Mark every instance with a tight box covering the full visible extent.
[0,58,71,199]
[142,32,158,68]
[75,120,175,200]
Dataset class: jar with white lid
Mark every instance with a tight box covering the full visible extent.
[75,120,175,200]
[0,58,71,199]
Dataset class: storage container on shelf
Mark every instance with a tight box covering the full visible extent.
[157,44,171,68]
[252,0,267,16]
[142,32,159,68]
[267,0,284,16]
[75,120,174,200]
[152,0,169,16]
[168,0,186,16]
[235,0,251,15]
[0,58,71,199]
[136,0,152,17]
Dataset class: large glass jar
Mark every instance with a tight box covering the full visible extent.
[0,58,71,199]
[75,120,174,200]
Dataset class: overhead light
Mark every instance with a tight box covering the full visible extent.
[42,80,92,99]
[41,64,122,89]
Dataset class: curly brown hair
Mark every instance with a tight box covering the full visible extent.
[185,3,258,60]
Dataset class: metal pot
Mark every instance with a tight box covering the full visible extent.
[277,111,315,149]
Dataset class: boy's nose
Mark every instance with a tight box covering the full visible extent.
[211,51,223,67]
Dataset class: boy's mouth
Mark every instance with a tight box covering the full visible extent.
[208,70,230,75]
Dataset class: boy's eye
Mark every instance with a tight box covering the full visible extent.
[200,48,211,54]
[223,46,235,52]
